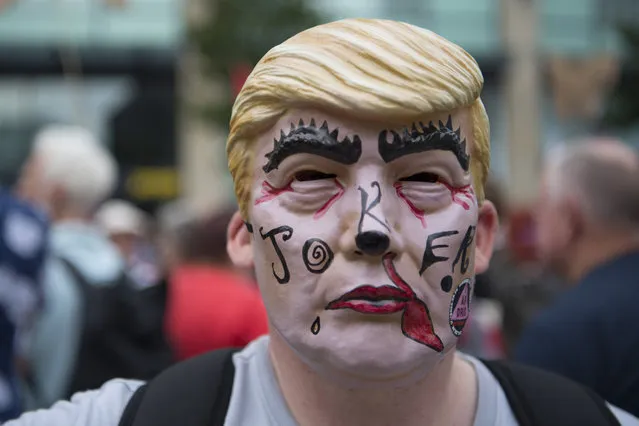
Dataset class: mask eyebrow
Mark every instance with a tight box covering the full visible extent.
[378,115,470,171]
[262,119,362,173]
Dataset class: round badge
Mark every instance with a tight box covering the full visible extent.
[449,279,471,337]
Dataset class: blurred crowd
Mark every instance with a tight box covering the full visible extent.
[1,124,639,421]
[0,125,269,421]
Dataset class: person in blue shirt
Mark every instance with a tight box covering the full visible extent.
[0,189,48,421]
[515,138,639,417]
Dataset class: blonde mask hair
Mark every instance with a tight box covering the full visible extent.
[227,18,490,218]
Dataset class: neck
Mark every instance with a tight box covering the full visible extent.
[566,230,639,283]
[268,332,478,426]
[53,210,90,224]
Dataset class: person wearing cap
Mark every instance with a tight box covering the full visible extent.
[95,200,159,290]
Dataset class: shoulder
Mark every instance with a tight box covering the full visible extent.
[522,287,601,336]
[5,379,143,426]
[520,281,625,343]
[0,191,47,228]
[609,404,639,426]
[469,356,639,426]
[0,195,48,260]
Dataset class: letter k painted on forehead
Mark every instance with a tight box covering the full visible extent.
[378,115,470,171]
[262,119,362,173]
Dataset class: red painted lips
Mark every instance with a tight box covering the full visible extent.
[325,285,411,314]
[325,253,444,352]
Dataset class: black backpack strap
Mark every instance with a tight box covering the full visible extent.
[56,257,90,289]
[118,348,239,426]
[118,384,148,426]
[482,359,621,426]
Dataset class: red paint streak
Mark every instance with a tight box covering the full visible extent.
[402,300,444,352]
[439,181,475,210]
[383,254,443,352]
[325,254,443,352]
[314,178,345,219]
[393,183,426,227]
[254,180,293,205]
[382,253,415,296]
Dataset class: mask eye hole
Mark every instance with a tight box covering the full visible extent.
[294,170,336,182]
[399,172,439,183]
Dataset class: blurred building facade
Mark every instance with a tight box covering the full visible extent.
[0,0,636,211]
[0,0,183,212]
[309,0,632,202]
[186,0,639,209]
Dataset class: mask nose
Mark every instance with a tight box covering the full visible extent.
[355,230,390,256]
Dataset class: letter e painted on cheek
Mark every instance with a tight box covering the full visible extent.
[420,230,459,275]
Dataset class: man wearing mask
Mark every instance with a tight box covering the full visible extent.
[7,19,639,426]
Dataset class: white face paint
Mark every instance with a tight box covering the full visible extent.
[248,107,478,382]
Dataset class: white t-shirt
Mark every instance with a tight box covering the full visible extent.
[7,336,639,426]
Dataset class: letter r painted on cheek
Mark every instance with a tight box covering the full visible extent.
[452,225,475,274]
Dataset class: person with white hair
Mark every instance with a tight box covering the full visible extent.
[515,138,639,417]
[16,125,125,409]
[17,126,117,220]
